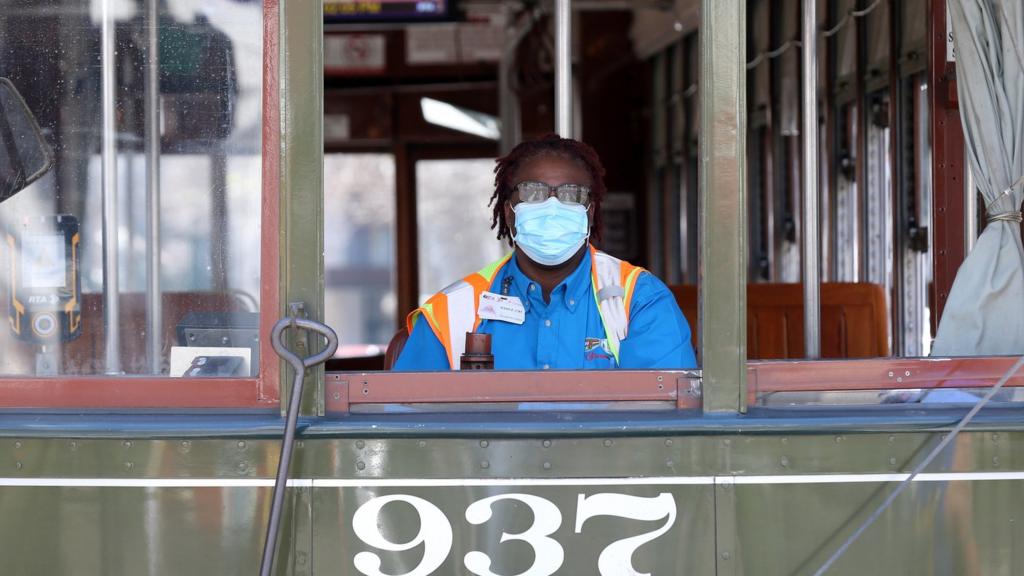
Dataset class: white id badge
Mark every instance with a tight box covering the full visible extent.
[478,291,526,324]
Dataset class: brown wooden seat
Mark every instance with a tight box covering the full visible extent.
[669,283,889,359]
[384,327,410,370]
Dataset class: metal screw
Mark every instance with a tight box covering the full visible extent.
[480,460,490,469]
[238,462,248,473]
[14,441,21,449]
[356,461,366,471]
[15,461,22,470]
[480,440,489,448]
[889,457,897,466]
[992,433,1000,442]
[835,436,843,443]
[604,439,613,447]
[780,456,790,467]
[237,441,246,449]
[69,441,78,451]
[721,552,731,560]
[888,371,894,377]
[542,461,552,470]
[418,440,427,448]
[781,437,788,444]
[356,440,365,449]
[904,371,911,377]
[124,462,134,470]
[332,392,341,400]
[123,441,132,448]
[993,457,1001,467]
[542,440,551,448]
[665,439,673,446]
[888,435,896,443]
[657,375,664,382]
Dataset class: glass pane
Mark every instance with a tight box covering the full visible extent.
[0,1,263,377]
[324,153,396,358]
[416,158,506,301]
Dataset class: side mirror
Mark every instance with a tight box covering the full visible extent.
[0,77,53,203]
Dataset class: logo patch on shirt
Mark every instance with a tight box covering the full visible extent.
[584,337,612,361]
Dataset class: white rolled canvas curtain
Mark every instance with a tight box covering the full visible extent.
[932,0,1024,356]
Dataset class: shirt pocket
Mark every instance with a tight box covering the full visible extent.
[582,337,617,369]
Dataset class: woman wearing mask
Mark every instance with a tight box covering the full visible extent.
[394,134,696,371]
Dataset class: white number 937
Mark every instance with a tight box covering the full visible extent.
[351,492,677,576]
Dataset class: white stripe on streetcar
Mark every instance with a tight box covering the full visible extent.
[2,472,1024,488]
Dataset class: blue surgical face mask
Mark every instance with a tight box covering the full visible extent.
[511,197,590,266]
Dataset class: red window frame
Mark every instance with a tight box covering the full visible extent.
[0,0,281,409]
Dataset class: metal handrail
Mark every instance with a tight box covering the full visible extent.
[259,316,338,576]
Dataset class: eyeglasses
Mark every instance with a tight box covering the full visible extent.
[513,181,591,206]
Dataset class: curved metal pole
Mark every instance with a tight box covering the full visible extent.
[259,317,338,576]
[555,0,572,137]
[801,0,821,359]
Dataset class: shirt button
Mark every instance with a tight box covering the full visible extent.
[543,364,550,370]
[569,299,575,306]
[544,319,552,327]
[528,284,535,292]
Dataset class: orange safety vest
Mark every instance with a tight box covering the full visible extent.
[407,245,645,369]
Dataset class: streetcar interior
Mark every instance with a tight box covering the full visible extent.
[0,0,1021,411]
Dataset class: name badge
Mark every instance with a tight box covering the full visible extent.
[478,291,526,325]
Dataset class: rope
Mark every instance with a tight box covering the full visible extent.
[822,0,883,38]
[987,211,1022,224]
[811,355,1024,576]
[750,0,883,70]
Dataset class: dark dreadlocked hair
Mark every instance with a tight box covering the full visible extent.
[489,133,607,246]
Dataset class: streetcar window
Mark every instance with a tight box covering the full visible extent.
[0,1,263,377]
[324,153,398,359]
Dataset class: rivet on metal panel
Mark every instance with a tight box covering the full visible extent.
[888,435,896,443]
[124,462,134,470]
[993,457,1000,467]
[888,371,894,378]
[179,441,191,453]
[604,439,613,447]
[332,392,341,400]
[418,440,427,448]
[721,552,731,560]
[68,441,77,451]
[889,457,897,466]
[897,377,903,383]
[992,433,1000,442]
[15,461,22,470]
[542,440,551,448]
[362,388,369,396]
[543,461,552,470]
[723,439,732,446]
[780,437,788,444]
[238,441,246,449]
[123,440,132,448]
[480,440,489,448]
[356,461,366,471]
[657,375,664,382]
[356,440,365,450]
[14,441,21,449]
[665,439,673,446]
[834,436,843,443]
[780,456,790,467]
[480,460,490,469]
[238,462,249,473]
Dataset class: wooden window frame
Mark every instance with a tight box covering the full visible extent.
[0,0,282,409]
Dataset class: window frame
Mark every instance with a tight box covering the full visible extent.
[0,0,284,409]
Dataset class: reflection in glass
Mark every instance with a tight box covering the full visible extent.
[0,1,263,377]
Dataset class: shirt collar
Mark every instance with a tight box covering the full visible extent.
[502,246,592,312]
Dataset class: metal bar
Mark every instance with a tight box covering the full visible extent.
[555,0,572,137]
[965,159,977,254]
[500,7,536,154]
[699,0,746,413]
[100,0,120,374]
[801,0,821,358]
[145,0,162,375]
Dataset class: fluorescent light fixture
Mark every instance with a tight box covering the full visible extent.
[420,97,501,140]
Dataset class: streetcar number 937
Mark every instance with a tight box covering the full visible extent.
[352,492,677,576]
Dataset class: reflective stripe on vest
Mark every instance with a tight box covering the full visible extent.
[407,247,643,369]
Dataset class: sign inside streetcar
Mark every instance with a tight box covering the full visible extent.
[324,0,455,23]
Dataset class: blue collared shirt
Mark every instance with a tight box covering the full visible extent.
[394,249,697,370]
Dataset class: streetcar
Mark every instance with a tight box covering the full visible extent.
[1,0,1023,574]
